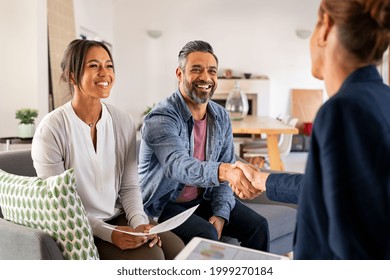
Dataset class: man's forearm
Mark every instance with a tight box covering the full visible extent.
[218,162,232,182]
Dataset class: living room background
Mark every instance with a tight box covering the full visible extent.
[1,0,323,138]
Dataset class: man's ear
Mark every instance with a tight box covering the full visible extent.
[318,12,333,47]
[176,67,183,82]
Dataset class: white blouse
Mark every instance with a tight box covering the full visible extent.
[32,101,149,242]
[64,102,117,220]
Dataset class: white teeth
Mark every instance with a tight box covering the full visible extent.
[97,82,108,86]
[196,84,210,89]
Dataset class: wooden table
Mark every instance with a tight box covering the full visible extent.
[231,116,299,171]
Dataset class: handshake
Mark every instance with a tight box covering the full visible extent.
[220,161,270,200]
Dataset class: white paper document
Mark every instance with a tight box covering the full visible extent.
[104,204,199,236]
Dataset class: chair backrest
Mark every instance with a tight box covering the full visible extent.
[276,113,290,123]
[278,118,299,156]
[276,114,290,146]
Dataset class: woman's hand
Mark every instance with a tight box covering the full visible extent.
[218,163,259,199]
[230,161,269,200]
[135,224,162,248]
[111,226,148,250]
[111,224,162,250]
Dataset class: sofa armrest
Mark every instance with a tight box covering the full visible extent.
[239,193,297,209]
[0,218,64,260]
[0,149,37,176]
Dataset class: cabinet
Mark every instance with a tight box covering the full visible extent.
[214,79,270,116]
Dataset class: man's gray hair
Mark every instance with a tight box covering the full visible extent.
[178,40,219,69]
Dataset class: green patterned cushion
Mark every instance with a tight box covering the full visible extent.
[0,168,99,260]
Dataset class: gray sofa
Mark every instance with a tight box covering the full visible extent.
[0,149,64,259]
[0,148,297,259]
[232,158,297,254]
[237,197,296,254]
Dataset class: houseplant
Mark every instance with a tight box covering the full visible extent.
[15,108,38,138]
[137,104,155,130]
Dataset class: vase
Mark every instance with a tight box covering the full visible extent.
[18,123,35,138]
[225,81,249,121]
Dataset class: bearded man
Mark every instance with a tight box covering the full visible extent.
[138,40,269,252]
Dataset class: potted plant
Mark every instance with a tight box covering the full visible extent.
[137,104,155,130]
[15,108,38,138]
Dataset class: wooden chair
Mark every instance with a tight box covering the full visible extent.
[242,118,299,169]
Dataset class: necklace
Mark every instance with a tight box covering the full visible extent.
[87,118,99,127]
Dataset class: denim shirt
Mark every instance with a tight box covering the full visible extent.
[138,90,236,221]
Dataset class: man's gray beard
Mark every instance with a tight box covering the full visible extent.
[185,87,214,104]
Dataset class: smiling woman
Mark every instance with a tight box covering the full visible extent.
[31,39,184,260]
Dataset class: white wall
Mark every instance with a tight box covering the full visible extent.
[111,0,325,126]
[0,0,112,138]
[73,0,113,44]
[0,0,48,138]
[1,0,325,137]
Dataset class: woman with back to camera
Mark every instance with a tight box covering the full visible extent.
[32,39,184,260]
[233,0,390,259]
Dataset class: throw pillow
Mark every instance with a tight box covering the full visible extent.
[0,168,99,260]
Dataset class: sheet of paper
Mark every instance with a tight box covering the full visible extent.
[103,204,199,236]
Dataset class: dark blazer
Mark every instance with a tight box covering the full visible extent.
[266,65,390,259]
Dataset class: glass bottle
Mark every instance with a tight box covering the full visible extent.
[225,81,249,121]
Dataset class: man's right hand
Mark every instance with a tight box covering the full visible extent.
[231,161,269,199]
[218,163,263,199]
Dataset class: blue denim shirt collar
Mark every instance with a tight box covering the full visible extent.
[175,89,219,124]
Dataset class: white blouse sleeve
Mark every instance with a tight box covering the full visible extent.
[31,114,67,179]
[118,118,149,228]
